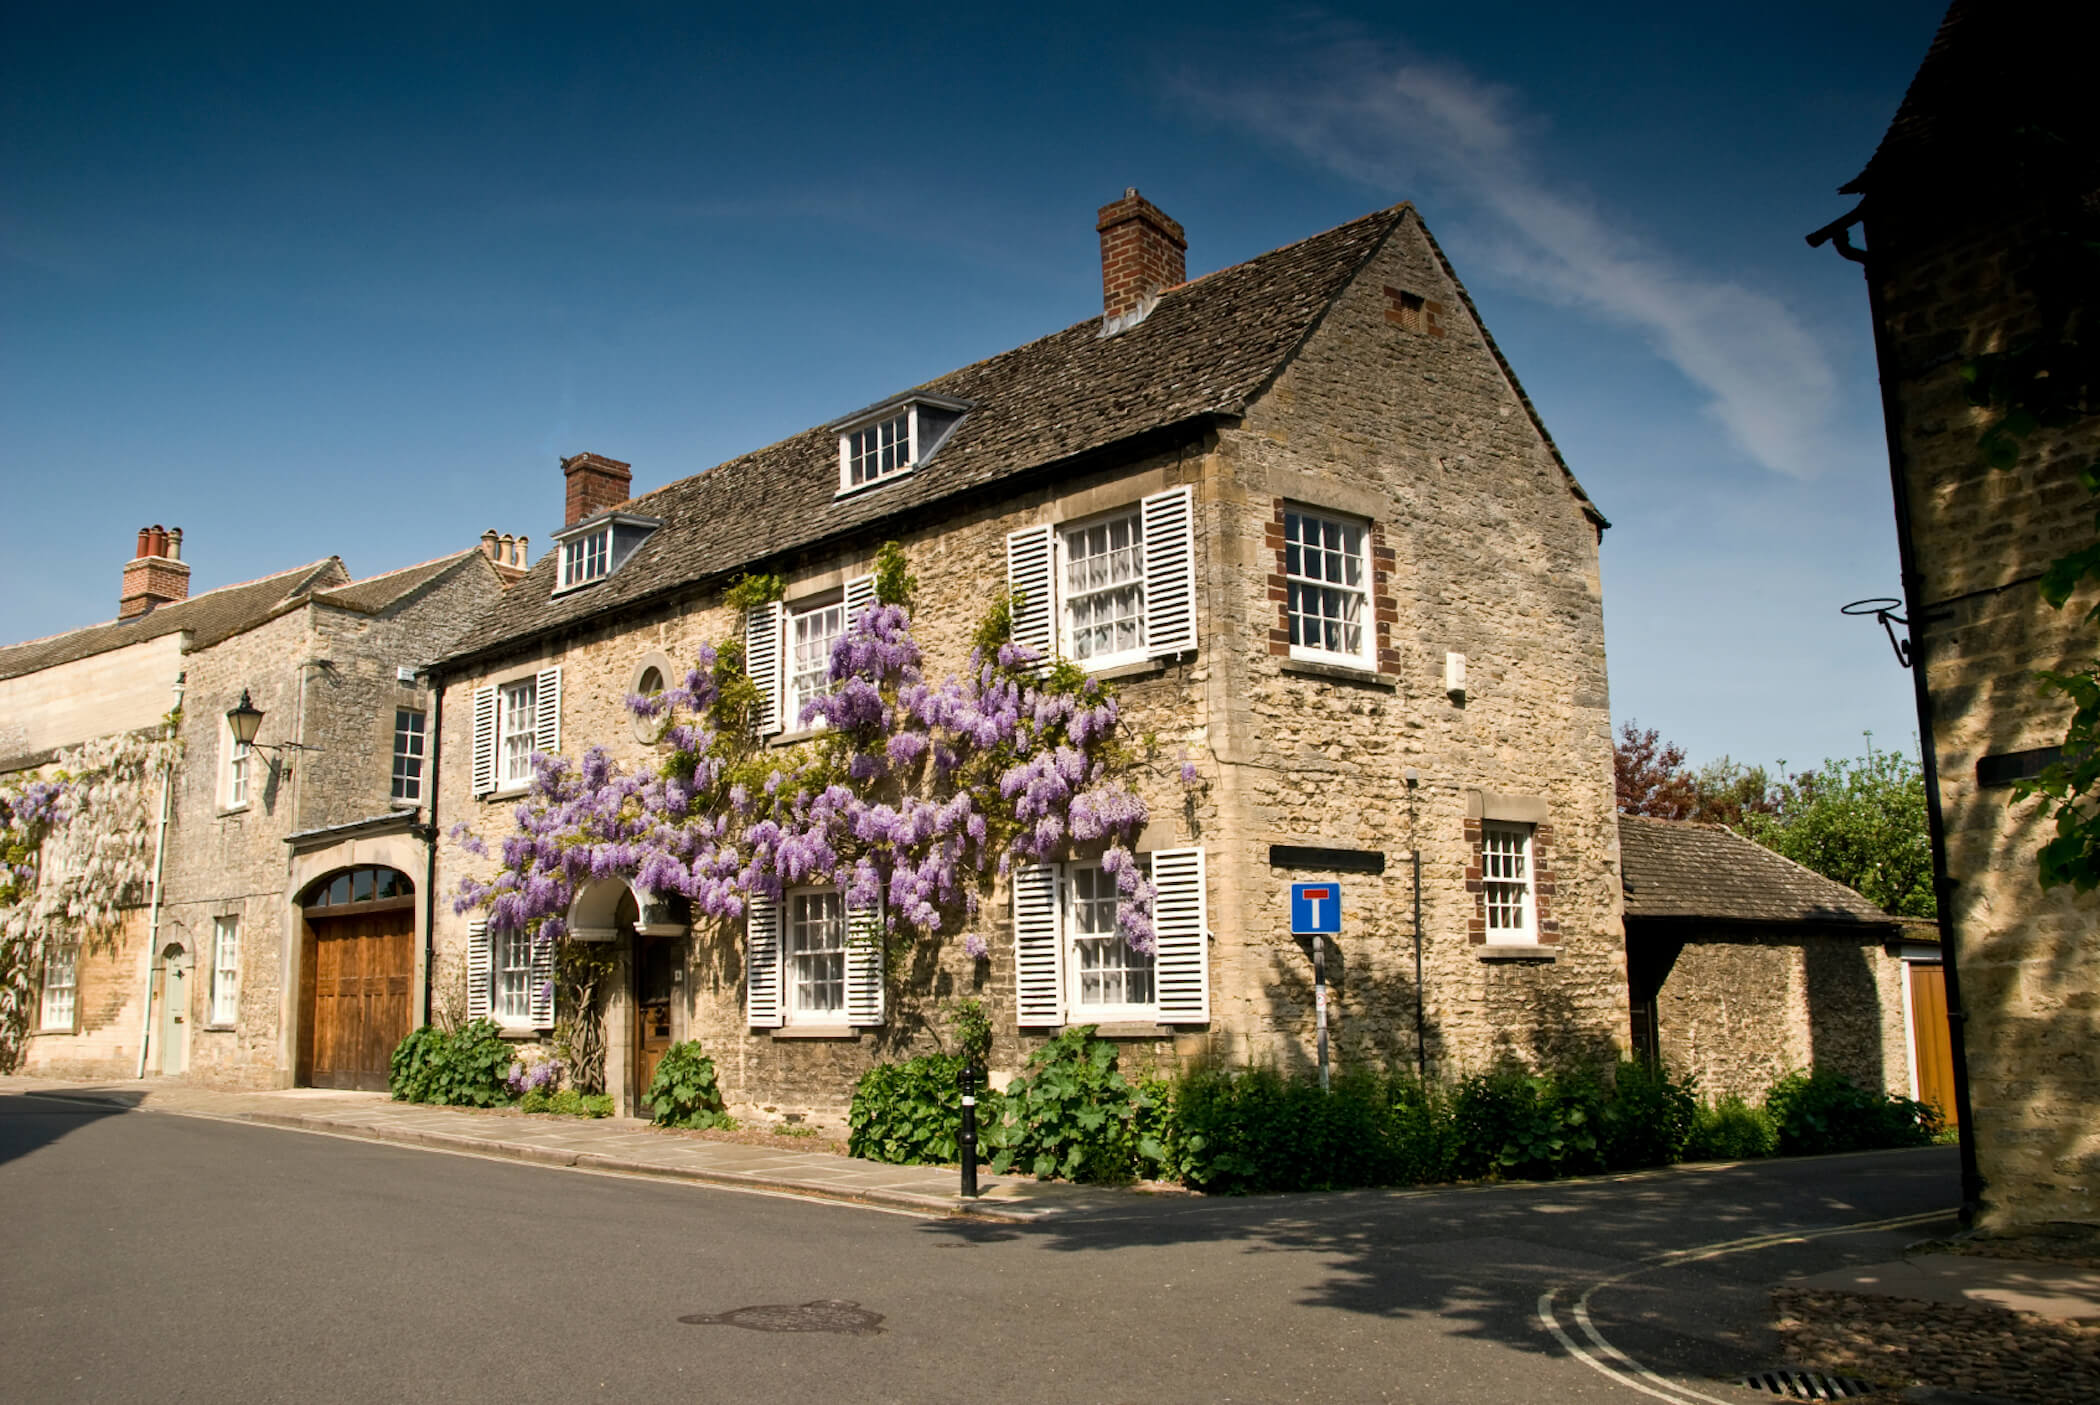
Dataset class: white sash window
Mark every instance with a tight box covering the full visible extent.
[1482,822,1536,943]
[1283,508,1372,667]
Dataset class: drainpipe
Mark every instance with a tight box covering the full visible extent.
[136,672,184,1079]
[421,670,443,1030]
[1809,208,1984,1220]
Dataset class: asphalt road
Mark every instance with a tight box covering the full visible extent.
[0,1094,1960,1404]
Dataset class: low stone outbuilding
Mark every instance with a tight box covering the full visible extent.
[1618,814,1949,1115]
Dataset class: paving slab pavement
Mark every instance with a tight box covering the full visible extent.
[1788,1253,2100,1321]
[0,1074,1128,1220]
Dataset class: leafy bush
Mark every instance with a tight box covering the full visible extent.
[646,1042,735,1130]
[1764,1069,1938,1155]
[1449,1067,1608,1180]
[950,998,993,1070]
[1598,1061,1697,1170]
[986,1027,1157,1183]
[848,1053,1002,1165]
[520,1088,613,1118]
[1168,1067,1442,1193]
[387,1020,513,1107]
[1684,1096,1779,1161]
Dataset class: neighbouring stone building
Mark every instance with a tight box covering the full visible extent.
[1618,815,1949,1115]
[1,527,515,1088]
[1816,1,2099,1224]
[431,192,1628,1122]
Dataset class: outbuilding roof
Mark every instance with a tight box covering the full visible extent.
[439,203,1602,672]
[1617,814,1898,929]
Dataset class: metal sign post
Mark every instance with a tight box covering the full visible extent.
[957,1062,979,1198]
[1291,883,1342,1092]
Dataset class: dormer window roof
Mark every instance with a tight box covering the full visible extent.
[551,511,661,594]
[830,393,972,497]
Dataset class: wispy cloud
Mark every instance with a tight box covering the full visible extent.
[1182,40,1842,479]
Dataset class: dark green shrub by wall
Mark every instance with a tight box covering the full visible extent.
[646,1042,734,1130]
[849,1053,1002,1165]
[1764,1069,1938,1155]
[1598,1060,1697,1170]
[1684,1096,1779,1161]
[985,1027,1157,1183]
[387,1020,512,1107]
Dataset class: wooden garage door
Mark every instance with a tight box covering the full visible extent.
[1909,961,1958,1129]
[302,905,415,1091]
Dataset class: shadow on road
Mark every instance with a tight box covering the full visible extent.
[0,1092,136,1166]
[916,1147,1962,1370]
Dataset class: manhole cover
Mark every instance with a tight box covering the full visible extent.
[1735,1368,1875,1399]
[678,1300,885,1336]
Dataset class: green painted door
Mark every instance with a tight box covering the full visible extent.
[158,946,189,1077]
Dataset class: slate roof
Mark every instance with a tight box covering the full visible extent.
[313,549,485,614]
[1844,1,2099,195]
[0,558,347,683]
[1617,814,1898,929]
[440,203,1602,671]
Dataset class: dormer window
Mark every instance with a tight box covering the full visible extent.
[832,393,972,497]
[550,511,662,595]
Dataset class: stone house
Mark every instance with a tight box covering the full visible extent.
[429,192,1627,1123]
[1,527,516,1088]
[1814,1,2099,1225]
[1618,815,1949,1114]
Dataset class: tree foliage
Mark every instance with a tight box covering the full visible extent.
[1614,721,1776,828]
[1745,747,1935,919]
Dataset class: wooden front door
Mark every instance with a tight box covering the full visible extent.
[634,936,676,1107]
[1909,961,1957,1128]
[302,905,415,1091]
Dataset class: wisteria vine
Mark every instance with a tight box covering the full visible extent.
[455,546,1170,970]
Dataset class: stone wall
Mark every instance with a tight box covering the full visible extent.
[19,908,151,1078]
[1869,190,2100,1226]
[1646,923,1913,1105]
[434,207,1624,1120]
[0,632,185,771]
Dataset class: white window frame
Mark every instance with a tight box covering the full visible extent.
[1057,507,1149,670]
[210,915,240,1027]
[785,595,849,732]
[783,888,848,1027]
[1063,859,1157,1022]
[838,408,918,493]
[1481,821,1536,944]
[493,926,534,1026]
[1282,507,1374,669]
[220,715,252,812]
[557,525,612,592]
[497,678,537,790]
[391,708,426,803]
[40,943,78,1032]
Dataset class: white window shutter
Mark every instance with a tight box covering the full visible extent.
[1006,524,1055,663]
[1012,862,1064,1027]
[745,601,783,736]
[528,934,555,1029]
[746,892,783,1028]
[845,899,885,1026]
[842,573,877,629]
[1142,485,1198,658]
[466,919,492,1022]
[534,666,562,756]
[1151,846,1210,1024]
[471,686,497,796]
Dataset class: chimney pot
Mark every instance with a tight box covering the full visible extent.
[136,527,153,559]
[1096,188,1186,327]
[167,527,182,562]
[119,526,191,618]
[561,452,633,527]
[515,535,528,567]
[481,529,500,560]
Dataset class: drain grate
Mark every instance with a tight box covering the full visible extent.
[1735,1368,1875,1399]
[679,1300,885,1336]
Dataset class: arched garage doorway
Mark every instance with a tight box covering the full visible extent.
[298,865,416,1090]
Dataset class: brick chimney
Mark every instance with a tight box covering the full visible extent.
[119,524,191,619]
[1097,188,1187,330]
[562,452,632,527]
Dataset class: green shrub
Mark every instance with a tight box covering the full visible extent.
[1764,1069,1938,1155]
[1449,1066,1608,1180]
[1168,1067,1412,1192]
[950,998,993,1070]
[1684,1096,1779,1161]
[387,1020,512,1107]
[521,1087,614,1118]
[848,1053,1002,1165]
[646,1042,735,1130]
[986,1027,1156,1183]
[1598,1061,1697,1170]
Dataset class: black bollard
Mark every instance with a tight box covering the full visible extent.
[958,1062,979,1198]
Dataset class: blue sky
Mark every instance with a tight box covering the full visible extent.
[1,2,1943,772]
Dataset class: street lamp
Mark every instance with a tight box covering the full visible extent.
[225,691,265,747]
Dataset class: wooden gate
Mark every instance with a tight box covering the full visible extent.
[1909,961,1957,1128]
[298,868,417,1091]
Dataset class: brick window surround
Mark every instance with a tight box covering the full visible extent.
[1264,499,1401,674]
[1464,818,1559,945]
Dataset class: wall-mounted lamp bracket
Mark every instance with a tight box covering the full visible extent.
[1841,597,1912,669]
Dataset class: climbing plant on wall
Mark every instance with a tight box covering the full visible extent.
[454,542,1188,977]
[0,721,181,1068]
